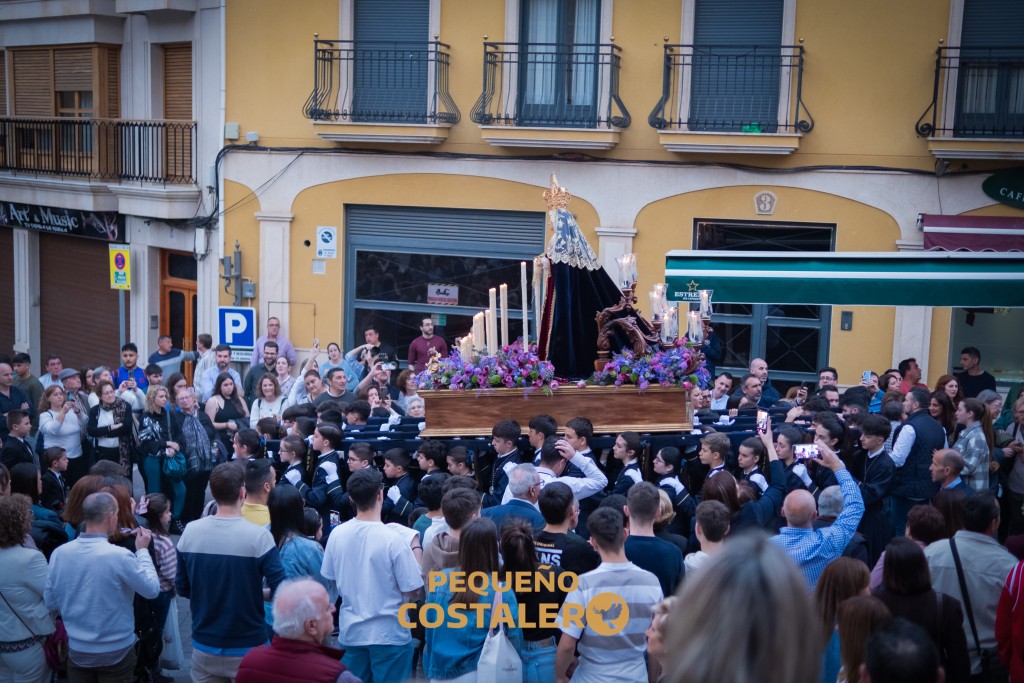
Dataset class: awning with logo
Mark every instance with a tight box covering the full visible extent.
[921,214,1024,252]
[665,251,1024,307]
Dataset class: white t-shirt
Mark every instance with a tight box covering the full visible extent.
[422,516,450,548]
[559,562,663,683]
[321,519,423,647]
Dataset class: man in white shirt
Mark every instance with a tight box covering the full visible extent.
[709,372,733,411]
[321,467,423,683]
[503,435,607,505]
[199,345,243,402]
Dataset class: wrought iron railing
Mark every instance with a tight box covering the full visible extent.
[470,42,630,129]
[0,117,197,183]
[648,44,812,134]
[304,39,459,125]
[916,46,1024,138]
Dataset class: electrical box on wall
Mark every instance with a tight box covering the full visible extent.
[840,311,853,331]
[241,281,256,299]
[224,123,240,140]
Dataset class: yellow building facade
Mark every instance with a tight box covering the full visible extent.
[220,0,1024,389]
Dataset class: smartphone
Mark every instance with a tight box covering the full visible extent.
[793,444,820,460]
[756,410,769,435]
[862,370,872,384]
[329,510,341,527]
[381,362,397,371]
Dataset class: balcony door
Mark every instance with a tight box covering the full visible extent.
[689,0,783,132]
[352,0,429,123]
[160,251,198,384]
[163,44,193,182]
[953,0,1024,137]
[518,0,600,127]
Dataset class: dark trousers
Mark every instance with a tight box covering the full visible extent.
[67,647,136,683]
[66,452,93,489]
[182,470,211,523]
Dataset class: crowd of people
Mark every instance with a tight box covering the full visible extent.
[1,321,1023,683]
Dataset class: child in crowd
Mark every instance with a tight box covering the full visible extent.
[142,493,178,683]
[232,428,262,460]
[611,431,643,495]
[652,446,695,535]
[278,435,309,489]
[305,422,346,540]
[40,446,69,513]
[736,437,769,495]
[445,446,473,477]
[382,448,416,525]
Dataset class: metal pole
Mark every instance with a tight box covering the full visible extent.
[233,241,242,306]
[119,290,126,349]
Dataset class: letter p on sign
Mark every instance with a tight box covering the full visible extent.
[217,306,257,350]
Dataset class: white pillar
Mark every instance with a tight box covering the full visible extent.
[595,225,637,282]
[892,239,931,376]
[255,211,294,332]
[12,230,40,372]
[126,219,159,354]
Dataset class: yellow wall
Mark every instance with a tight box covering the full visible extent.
[223,0,999,172]
[221,179,261,305]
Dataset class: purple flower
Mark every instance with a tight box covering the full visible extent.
[577,380,586,389]
[550,380,560,391]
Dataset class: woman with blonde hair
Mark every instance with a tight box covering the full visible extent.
[664,533,822,683]
[139,385,186,532]
[38,384,89,486]
[646,596,678,682]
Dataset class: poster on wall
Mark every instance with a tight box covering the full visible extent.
[0,201,124,242]
[427,284,459,305]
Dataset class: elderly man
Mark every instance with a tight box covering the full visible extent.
[236,579,361,683]
[250,317,297,369]
[733,358,780,409]
[482,463,546,531]
[45,492,159,681]
[769,439,864,589]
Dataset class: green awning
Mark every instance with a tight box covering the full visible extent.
[665,251,1024,307]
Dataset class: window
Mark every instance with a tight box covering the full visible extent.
[695,219,834,389]
[954,0,1024,136]
[519,0,600,126]
[345,205,545,363]
[688,0,784,132]
[352,0,430,122]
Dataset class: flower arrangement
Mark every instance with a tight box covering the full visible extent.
[592,338,710,392]
[416,339,558,392]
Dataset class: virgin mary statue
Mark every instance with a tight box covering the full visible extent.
[535,176,646,378]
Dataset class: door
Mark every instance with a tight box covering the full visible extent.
[695,220,834,393]
[352,0,429,122]
[518,0,600,127]
[160,250,198,383]
[954,0,1024,137]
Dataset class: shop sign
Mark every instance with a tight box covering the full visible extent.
[983,170,1024,210]
[427,284,459,305]
[0,201,124,241]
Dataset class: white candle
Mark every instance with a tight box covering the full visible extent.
[662,308,678,343]
[688,311,703,343]
[520,261,529,346]
[699,290,712,318]
[488,288,498,355]
[500,284,509,349]
[472,313,485,353]
[533,257,543,345]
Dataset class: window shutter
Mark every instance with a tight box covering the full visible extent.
[0,52,7,116]
[961,0,1024,47]
[345,205,546,253]
[12,49,54,116]
[53,48,93,92]
[163,44,192,120]
[103,47,120,119]
[352,0,429,122]
[693,0,784,45]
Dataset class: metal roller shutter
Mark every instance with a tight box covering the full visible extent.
[352,0,429,122]
[38,234,129,371]
[346,204,545,252]
[962,0,1024,46]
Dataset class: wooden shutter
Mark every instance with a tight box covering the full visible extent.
[101,47,120,119]
[0,51,7,116]
[163,44,192,120]
[12,49,54,116]
[39,233,128,371]
[53,48,93,92]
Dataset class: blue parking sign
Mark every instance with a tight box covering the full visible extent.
[218,307,256,360]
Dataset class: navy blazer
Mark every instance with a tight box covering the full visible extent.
[481,498,545,532]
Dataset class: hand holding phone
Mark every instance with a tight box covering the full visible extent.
[756,410,769,435]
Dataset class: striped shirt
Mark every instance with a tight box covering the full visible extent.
[152,533,177,593]
[559,562,663,683]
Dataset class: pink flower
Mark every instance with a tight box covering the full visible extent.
[550,380,560,391]
[576,380,586,389]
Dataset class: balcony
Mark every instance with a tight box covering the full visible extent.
[916,46,1024,160]
[648,45,813,155]
[0,117,196,184]
[470,42,631,150]
[304,39,459,144]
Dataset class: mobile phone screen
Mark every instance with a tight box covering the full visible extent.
[862,370,872,383]
[793,444,819,460]
[756,410,768,435]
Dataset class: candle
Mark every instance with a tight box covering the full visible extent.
[500,284,509,349]
[520,261,529,345]
[688,311,703,343]
[533,257,543,343]
[661,308,677,343]
[472,313,485,353]
[488,288,498,355]
[699,290,712,318]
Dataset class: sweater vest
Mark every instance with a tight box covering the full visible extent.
[236,637,346,683]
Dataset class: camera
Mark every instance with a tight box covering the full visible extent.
[379,353,397,371]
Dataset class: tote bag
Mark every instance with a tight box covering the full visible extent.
[160,597,183,670]
[476,587,522,683]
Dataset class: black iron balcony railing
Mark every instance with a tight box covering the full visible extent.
[649,44,813,134]
[0,117,197,184]
[303,39,460,125]
[470,42,630,129]
[916,46,1024,138]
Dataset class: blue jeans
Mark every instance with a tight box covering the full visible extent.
[143,455,185,519]
[341,643,413,683]
[521,638,557,683]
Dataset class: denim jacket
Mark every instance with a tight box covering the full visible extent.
[422,568,524,679]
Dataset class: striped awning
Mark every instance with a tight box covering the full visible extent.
[921,214,1024,252]
[665,251,1024,307]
